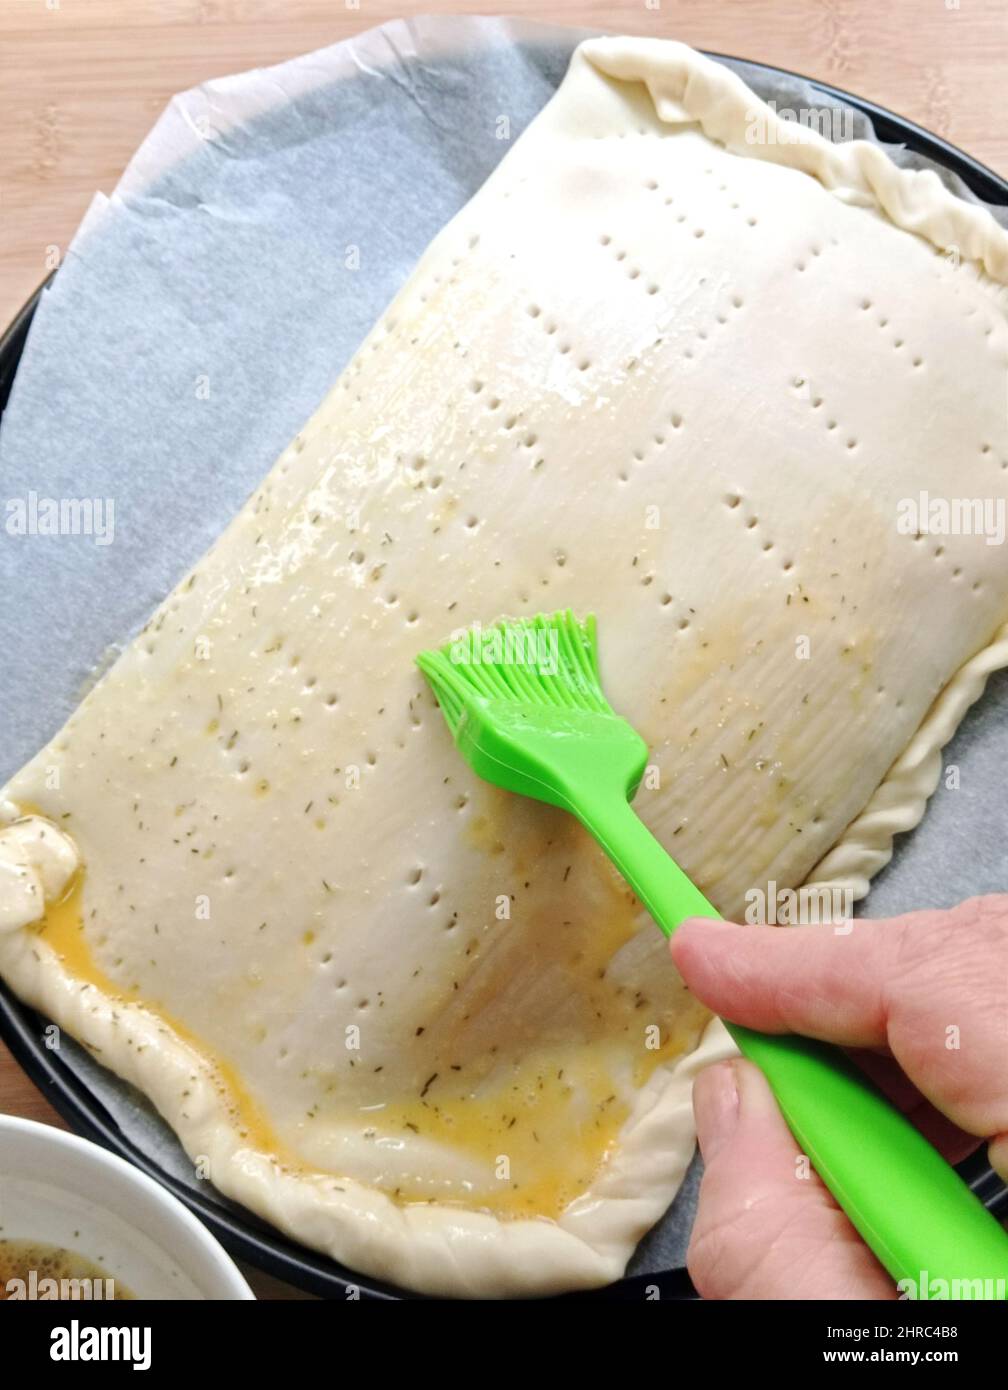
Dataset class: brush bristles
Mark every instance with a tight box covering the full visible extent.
[417,610,612,734]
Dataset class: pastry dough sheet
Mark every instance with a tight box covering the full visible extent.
[2,37,1008,1296]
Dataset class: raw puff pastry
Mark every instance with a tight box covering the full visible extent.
[3,37,1008,1297]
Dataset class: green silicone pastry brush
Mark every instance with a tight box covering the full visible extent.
[417,608,1008,1296]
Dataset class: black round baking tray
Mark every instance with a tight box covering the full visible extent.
[2,53,1007,1302]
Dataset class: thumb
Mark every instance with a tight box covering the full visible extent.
[689,1059,895,1300]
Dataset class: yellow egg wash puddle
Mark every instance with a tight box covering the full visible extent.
[377,1046,632,1218]
[27,858,296,1170]
[373,1012,705,1218]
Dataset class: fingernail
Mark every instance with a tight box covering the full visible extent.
[693,1060,740,1163]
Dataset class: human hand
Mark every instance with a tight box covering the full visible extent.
[670,896,1008,1299]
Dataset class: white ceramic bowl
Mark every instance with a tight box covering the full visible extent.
[0,1115,253,1299]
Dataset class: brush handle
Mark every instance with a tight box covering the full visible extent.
[574,792,1008,1295]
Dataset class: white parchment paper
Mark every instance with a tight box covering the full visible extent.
[2,14,1006,1287]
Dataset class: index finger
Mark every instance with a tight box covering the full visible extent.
[670,914,898,1047]
[670,898,1008,1144]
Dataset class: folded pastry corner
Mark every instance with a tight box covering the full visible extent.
[2,37,1007,1295]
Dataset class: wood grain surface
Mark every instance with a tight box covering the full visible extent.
[0,0,1005,1301]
